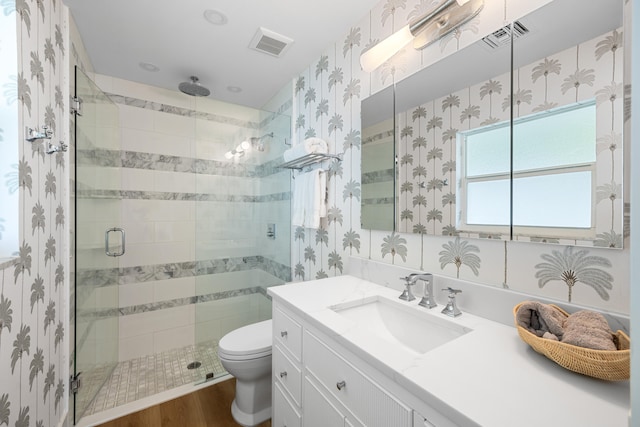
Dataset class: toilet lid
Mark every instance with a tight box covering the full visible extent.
[218,319,272,360]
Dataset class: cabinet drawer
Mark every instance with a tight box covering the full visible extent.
[304,330,411,427]
[273,344,302,406]
[273,381,301,427]
[303,377,346,427]
[273,306,302,362]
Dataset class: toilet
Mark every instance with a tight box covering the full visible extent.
[218,319,273,427]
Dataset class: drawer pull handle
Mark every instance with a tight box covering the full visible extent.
[280,331,288,338]
[280,371,287,378]
[336,380,346,390]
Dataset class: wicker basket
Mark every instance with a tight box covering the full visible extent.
[513,302,630,381]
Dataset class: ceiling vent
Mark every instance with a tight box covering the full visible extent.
[249,27,294,57]
[482,21,529,49]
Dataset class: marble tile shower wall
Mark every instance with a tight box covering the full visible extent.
[79,75,291,361]
[0,2,71,427]
[290,0,630,314]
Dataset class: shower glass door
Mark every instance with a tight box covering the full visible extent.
[193,102,291,381]
[73,66,121,423]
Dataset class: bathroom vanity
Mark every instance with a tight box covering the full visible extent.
[268,269,629,427]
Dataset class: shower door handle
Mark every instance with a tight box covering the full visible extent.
[105,227,126,257]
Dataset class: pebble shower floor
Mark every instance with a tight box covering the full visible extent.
[81,341,225,416]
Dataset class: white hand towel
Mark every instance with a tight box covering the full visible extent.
[292,171,307,227]
[283,137,329,162]
[304,170,327,228]
[292,169,327,228]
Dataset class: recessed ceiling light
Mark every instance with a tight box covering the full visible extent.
[139,62,160,72]
[204,9,228,26]
[227,86,242,93]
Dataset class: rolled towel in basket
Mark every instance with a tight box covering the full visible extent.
[561,310,617,351]
[283,137,328,162]
[516,301,566,340]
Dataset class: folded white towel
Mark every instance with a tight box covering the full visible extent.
[283,137,328,163]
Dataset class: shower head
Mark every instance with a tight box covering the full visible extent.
[179,76,211,97]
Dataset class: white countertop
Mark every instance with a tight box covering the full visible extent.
[268,275,630,427]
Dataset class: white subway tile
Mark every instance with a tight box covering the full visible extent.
[154,277,196,302]
[119,334,154,360]
[153,325,195,354]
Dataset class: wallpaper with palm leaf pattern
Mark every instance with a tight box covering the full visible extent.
[0,1,70,427]
[290,0,629,314]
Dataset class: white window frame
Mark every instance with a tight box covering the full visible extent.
[457,101,597,239]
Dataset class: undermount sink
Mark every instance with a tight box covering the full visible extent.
[330,295,471,354]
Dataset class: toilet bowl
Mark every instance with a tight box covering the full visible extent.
[218,319,273,427]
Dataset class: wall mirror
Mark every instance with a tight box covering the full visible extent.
[361,0,626,249]
[362,85,396,231]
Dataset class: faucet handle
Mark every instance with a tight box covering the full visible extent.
[441,287,462,317]
[399,276,417,301]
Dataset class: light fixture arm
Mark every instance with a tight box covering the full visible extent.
[408,0,457,36]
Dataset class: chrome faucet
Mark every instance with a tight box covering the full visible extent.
[411,274,437,309]
[398,274,419,301]
[441,287,462,317]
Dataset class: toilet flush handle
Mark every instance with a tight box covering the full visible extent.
[280,371,287,378]
[280,330,288,338]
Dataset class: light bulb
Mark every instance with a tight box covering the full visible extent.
[225,151,233,159]
[241,140,251,150]
[360,25,413,72]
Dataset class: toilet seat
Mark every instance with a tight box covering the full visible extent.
[218,319,272,361]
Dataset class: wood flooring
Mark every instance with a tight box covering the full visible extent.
[96,378,271,427]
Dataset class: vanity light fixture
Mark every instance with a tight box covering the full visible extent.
[360,0,483,72]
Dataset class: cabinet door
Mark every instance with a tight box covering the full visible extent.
[303,377,345,427]
[273,306,303,362]
[304,331,411,427]
[413,409,459,427]
[274,344,302,406]
[273,382,301,427]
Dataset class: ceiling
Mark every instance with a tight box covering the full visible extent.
[63,0,380,109]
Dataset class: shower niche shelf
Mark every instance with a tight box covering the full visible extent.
[278,153,342,170]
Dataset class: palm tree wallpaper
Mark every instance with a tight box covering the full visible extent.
[290,0,629,317]
[0,0,69,426]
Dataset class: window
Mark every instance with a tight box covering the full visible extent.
[458,101,596,237]
[0,7,18,259]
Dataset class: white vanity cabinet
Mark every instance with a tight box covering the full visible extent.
[269,273,631,427]
[272,306,303,427]
[272,302,417,427]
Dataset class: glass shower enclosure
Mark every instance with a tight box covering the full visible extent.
[71,68,292,422]
[193,102,292,378]
[72,67,121,423]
